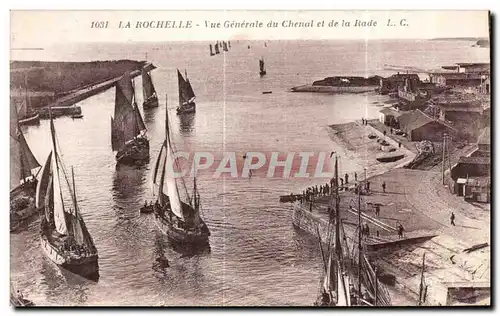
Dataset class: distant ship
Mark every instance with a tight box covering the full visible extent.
[209,44,215,56]
[214,42,220,54]
[111,72,149,164]
[10,100,41,232]
[223,41,228,52]
[38,112,99,280]
[228,41,231,48]
[176,69,196,115]
[17,73,40,126]
[142,68,159,109]
[259,57,267,76]
[153,106,210,246]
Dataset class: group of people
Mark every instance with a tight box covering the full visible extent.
[60,242,92,258]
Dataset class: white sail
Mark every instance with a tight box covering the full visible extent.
[336,269,351,306]
[36,152,52,209]
[165,141,184,220]
[52,153,68,235]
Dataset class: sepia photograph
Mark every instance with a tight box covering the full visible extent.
[9,10,491,307]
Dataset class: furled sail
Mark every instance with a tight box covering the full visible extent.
[142,69,157,101]
[36,152,52,209]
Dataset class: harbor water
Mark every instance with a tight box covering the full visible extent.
[10,39,488,306]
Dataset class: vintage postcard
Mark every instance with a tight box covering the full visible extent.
[9,10,491,307]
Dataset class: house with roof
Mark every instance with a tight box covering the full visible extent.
[395,110,457,142]
[378,107,403,126]
[448,126,491,203]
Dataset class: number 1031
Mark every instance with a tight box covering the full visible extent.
[91,21,109,28]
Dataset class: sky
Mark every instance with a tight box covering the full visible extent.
[10,10,490,48]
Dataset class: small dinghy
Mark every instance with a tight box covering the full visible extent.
[140,203,154,214]
[368,133,377,139]
[376,152,405,163]
[262,91,272,94]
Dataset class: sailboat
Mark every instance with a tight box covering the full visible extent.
[38,111,99,280]
[259,57,267,76]
[111,72,150,164]
[315,156,352,307]
[223,41,228,52]
[153,100,210,246]
[176,69,196,115]
[209,44,215,56]
[214,42,220,55]
[228,41,231,48]
[10,100,41,232]
[17,73,40,126]
[142,68,159,109]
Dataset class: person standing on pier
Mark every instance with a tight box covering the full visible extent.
[398,223,404,239]
[345,173,349,184]
[340,178,344,189]
[383,130,387,137]
[398,142,402,148]
[361,118,365,125]
[450,212,456,226]
[382,181,386,193]
[354,172,357,182]
[365,181,371,192]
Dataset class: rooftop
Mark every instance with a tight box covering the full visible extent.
[379,107,403,117]
[458,156,491,165]
[398,109,456,132]
[477,127,491,145]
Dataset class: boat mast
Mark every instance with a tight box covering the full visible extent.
[71,166,78,218]
[334,155,340,299]
[418,253,427,306]
[24,72,31,111]
[358,182,362,301]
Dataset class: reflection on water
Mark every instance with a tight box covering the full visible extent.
[178,112,195,136]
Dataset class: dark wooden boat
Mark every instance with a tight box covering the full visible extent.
[259,57,267,76]
[140,204,154,214]
[111,72,150,164]
[37,113,99,281]
[376,152,405,163]
[142,68,159,109]
[153,107,210,247]
[279,194,302,203]
[176,69,196,115]
[10,100,41,232]
[262,91,272,94]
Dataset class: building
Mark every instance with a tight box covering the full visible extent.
[378,107,402,126]
[448,127,491,203]
[473,127,491,156]
[456,63,490,74]
[396,109,457,142]
[378,73,420,95]
[428,73,485,87]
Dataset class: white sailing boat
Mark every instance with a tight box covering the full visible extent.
[153,99,210,247]
[38,112,99,280]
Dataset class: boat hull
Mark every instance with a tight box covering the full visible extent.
[375,153,405,163]
[143,96,159,109]
[177,102,196,115]
[18,114,40,126]
[116,138,150,164]
[40,235,99,281]
[154,209,210,247]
